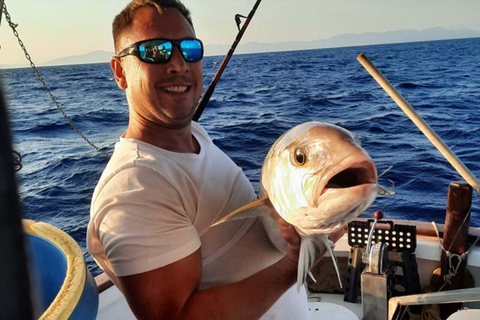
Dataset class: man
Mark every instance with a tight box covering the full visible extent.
[87,1,339,319]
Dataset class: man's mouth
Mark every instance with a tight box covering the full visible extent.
[163,86,189,93]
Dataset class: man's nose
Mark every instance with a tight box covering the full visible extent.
[166,45,188,74]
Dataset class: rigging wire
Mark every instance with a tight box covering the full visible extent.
[1,2,110,157]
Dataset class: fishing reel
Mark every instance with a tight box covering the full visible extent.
[343,211,421,319]
[362,211,389,275]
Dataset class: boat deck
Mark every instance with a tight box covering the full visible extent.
[96,229,480,320]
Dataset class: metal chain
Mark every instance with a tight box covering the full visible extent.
[2,3,110,156]
[12,150,22,171]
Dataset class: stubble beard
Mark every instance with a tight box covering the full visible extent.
[157,98,199,129]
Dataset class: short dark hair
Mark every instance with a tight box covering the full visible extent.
[112,0,193,53]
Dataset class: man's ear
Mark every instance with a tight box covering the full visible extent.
[111,57,127,90]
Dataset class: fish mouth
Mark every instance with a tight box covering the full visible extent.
[299,157,378,231]
[320,159,377,196]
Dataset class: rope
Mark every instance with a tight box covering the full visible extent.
[416,286,442,320]
[2,3,110,156]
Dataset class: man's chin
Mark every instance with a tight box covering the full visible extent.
[159,113,195,129]
[155,101,198,129]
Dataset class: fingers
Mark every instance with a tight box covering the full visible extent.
[278,218,300,247]
[328,226,346,243]
[278,218,301,267]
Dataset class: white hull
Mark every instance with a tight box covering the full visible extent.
[95,221,480,319]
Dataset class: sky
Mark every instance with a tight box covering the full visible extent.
[1,0,480,67]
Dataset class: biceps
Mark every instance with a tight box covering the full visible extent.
[118,248,202,320]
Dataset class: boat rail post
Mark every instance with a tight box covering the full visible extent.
[437,181,472,318]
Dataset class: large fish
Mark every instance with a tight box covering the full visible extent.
[213,121,378,290]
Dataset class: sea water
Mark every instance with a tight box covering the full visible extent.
[2,37,480,275]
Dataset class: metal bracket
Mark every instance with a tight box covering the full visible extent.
[235,14,247,31]
[362,272,388,320]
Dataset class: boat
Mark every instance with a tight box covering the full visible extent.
[92,204,480,320]
[90,51,480,320]
[2,1,480,319]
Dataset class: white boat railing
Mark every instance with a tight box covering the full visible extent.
[388,287,480,320]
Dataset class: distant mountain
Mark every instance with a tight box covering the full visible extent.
[41,50,114,66]
[206,27,480,56]
[8,27,479,67]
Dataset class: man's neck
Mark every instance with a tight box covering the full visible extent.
[124,121,200,154]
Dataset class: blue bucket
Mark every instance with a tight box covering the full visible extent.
[25,223,98,319]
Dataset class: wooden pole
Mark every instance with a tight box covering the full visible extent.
[357,53,480,196]
[439,182,472,318]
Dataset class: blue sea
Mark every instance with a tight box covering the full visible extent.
[2,38,480,276]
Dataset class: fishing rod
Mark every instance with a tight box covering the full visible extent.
[192,0,263,122]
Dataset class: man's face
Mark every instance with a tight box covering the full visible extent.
[116,7,203,129]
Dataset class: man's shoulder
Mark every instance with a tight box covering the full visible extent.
[191,121,211,141]
[93,140,178,199]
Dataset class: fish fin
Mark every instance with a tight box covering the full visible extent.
[297,237,316,292]
[297,235,329,292]
[211,197,274,227]
[297,235,342,291]
[325,238,342,289]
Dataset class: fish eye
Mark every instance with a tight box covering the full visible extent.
[293,148,307,166]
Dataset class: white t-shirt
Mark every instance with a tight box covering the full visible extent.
[87,122,310,319]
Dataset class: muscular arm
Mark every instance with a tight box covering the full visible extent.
[118,219,300,320]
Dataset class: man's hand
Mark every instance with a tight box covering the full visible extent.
[278,218,301,268]
[328,226,345,243]
[277,219,346,271]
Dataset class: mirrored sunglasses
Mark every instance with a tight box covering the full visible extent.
[117,38,204,63]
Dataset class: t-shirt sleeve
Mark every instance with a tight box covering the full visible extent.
[92,165,201,277]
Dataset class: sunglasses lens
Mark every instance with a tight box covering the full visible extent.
[180,39,203,62]
[138,40,172,63]
[135,39,203,63]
